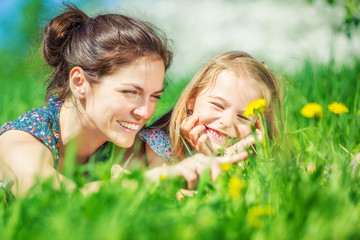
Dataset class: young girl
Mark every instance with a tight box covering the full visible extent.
[0,4,172,196]
[141,51,283,166]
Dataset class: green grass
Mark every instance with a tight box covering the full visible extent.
[1,47,360,239]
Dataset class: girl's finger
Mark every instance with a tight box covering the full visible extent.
[210,153,248,180]
[197,134,212,155]
[188,125,206,144]
[225,135,254,155]
[217,151,249,164]
[180,114,199,134]
[255,129,262,142]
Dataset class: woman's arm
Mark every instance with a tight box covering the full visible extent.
[145,143,169,167]
[0,130,76,197]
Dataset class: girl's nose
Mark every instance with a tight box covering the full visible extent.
[218,111,235,128]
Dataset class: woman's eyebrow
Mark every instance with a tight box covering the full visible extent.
[118,84,164,94]
[154,88,165,94]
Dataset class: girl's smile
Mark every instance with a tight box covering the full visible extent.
[205,126,228,142]
[190,70,262,152]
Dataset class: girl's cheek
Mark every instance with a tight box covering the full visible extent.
[198,108,219,125]
[236,124,253,138]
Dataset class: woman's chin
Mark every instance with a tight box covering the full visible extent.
[113,136,135,148]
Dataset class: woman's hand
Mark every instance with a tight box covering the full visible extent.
[180,114,212,155]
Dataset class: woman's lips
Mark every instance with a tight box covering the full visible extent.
[117,120,141,132]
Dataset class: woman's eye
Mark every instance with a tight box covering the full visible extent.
[151,95,162,100]
[122,90,137,95]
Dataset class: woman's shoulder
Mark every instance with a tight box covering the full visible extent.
[0,100,62,167]
[139,128,174,162]
[0,129,54,162]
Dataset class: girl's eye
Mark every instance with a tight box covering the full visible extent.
[211,102,224,110]
[237,114,251,123]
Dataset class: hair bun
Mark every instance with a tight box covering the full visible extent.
[42,5,89,67]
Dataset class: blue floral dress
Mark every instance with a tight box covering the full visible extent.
[0,96,111,169]
[139,129,174,162]
[0,96,62,168]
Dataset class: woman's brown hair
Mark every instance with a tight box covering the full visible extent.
[42,4,172,101]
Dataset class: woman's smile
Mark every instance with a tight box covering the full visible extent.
[117,120,141,132]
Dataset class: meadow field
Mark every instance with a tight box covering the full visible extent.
[0,40,359,239]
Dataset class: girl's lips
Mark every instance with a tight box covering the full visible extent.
[205,126,228,142]
[117,120,141,133]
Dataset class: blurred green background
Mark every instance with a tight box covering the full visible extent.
[1,0,359,124]
[1,1,360,239]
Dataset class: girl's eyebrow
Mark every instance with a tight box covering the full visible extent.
[208,95,229,105]
[208,95,247,114]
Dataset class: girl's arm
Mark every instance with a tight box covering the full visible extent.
[145,152,249,188]
[0,130,76,197]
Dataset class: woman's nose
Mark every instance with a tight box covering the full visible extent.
[132,99,155,120]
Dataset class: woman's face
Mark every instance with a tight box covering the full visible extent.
[190,70,263,152]
[85,56,165,148]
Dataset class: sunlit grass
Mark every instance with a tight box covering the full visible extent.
[1,47,360,239]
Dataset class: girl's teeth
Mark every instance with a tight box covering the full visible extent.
[119,121,139,131]
[208,129,226,140]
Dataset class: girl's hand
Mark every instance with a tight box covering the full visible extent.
[110,164,130,179]
[146,152,249,189]
[225,128,262,156]
[180,114,211,155]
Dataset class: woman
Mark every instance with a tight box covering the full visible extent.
[0,4,172,196]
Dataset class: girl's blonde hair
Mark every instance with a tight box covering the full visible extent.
[169,51,283,159]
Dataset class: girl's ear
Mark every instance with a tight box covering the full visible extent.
[186,98,195,111]
[185,98,195,115]
[69,66,89,99]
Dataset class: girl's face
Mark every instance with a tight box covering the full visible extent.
[190,70,263,152]
[84,56,165,148]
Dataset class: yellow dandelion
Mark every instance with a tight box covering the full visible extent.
[220,162,231,172]
[328,102,349,115]
[159,174,167,181]
[246,206,273,228]
[244,99,267,118]
[358,110,360,115]
[300,103,323,119]
[228,176,245,199]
